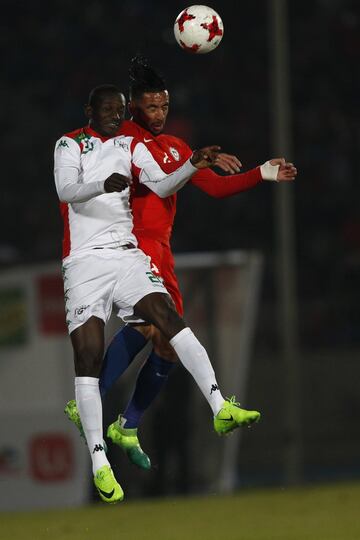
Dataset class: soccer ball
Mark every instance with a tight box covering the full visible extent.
[174,5,224,54]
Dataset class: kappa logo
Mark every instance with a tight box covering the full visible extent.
[93,444,104,453]
[210,384,219,395]
[57,139,69,149]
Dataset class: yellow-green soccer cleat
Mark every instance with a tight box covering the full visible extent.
[214,396,261,435]
[64,399,85,438]
[94,465,124,504]
[107,416,151,470]
[64,399,107,452]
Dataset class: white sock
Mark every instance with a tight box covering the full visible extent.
[75,377,109,475]
[169,327,225,415]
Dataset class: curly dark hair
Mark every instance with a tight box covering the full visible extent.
[129,55,166,100]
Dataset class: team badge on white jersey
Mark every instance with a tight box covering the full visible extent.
[114,138,129,151]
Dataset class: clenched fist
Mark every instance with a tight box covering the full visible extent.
[104,173,132,193]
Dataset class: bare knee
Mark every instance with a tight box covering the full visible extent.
[132,323,152,341]
[134,293,185,340]
[151,327,179,363]
[74,344,103,377]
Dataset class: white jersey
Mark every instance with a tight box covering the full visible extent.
[54,126,197,259]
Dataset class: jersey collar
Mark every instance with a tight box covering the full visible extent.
[128,119,158,140]
[83,125,113,142]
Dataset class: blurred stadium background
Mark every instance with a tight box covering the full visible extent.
[1,0,359,537]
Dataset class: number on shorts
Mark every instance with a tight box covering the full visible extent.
[146,271,162,284]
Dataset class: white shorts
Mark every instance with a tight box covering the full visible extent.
[62,248,169,334]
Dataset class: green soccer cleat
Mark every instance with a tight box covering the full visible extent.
[214,396,261,435]
[64,399,85,438]
[107,415,151,470]
[64,399,107,452]
[94,465,124,504]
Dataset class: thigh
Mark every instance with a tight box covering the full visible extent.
[151,326,178,362]
[134,292,185,340]
[113,248,169,323]
[62,254,116,334]
[159,244,184,316]
[137,238,184,316]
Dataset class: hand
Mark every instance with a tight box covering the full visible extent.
[214,153,242,174]
[191,146,222,169]
[270,158,297,181]
[104,173,132,193]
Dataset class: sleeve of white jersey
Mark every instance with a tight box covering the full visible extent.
[132,141,197,198]
[54,136,106,203]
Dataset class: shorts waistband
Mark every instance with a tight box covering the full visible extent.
[93,243,136,251]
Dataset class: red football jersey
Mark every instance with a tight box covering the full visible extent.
[119,120,263,245]
[119,120,192,245]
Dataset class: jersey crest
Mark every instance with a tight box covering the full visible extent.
[169,147,180,161]
[71,130,95,154]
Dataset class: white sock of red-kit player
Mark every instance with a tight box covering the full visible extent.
[75,376,109,474]
[169,327,225,415]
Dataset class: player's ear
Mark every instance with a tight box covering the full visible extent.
[128,100,135,116]
[84,104,93,119]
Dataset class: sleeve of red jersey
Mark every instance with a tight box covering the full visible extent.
[189,167,263,199]
[131,140,197,197]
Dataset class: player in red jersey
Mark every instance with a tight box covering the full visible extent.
[65,57,296,469]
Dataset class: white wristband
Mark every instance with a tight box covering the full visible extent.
[260,161,279,182]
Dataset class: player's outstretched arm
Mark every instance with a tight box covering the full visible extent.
[190,156,297,199]
[135,141,198,197]
[192,148,243,173]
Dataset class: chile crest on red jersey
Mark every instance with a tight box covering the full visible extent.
[143,134,192,173]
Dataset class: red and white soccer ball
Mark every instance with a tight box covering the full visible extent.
[174,5,224,54]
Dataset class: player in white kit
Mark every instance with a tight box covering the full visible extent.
[54,85,260,503]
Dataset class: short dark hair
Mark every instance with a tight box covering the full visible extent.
[88,84,122,108]
[129,55,167,100]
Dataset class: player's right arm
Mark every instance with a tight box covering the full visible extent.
[54,136,106,203]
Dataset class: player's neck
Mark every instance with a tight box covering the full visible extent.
[84,125,113,142]
[131,118,161,138]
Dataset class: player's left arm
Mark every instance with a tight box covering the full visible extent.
[191,157,297,199]
[133,141,223,198]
